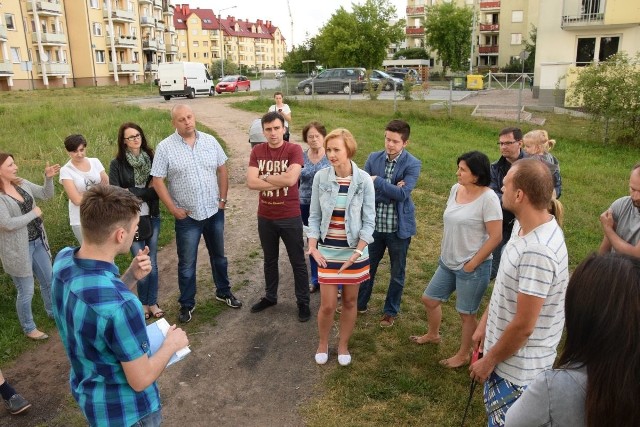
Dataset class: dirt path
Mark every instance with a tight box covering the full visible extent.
[1,96,322,427]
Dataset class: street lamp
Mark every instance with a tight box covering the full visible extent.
[217,5,237,78]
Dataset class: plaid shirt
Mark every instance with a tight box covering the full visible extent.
[52,247,160,427]
[375,155,399,233]
[151,130,227,221]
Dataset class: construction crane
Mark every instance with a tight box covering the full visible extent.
[286,0,294,47]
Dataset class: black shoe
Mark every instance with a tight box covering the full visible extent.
[216,293,243,308]
[250,297,277,313]
[179,305,195,323]
[4,394,31,415]
[298,303,311,322]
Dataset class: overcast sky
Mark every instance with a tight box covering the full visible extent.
[184,0,407,50]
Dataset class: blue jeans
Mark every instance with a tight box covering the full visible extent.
[131,216,161,306]
[130,409,162,427]
[357,231,411,317]
[175,211,230,308]
[300,204,318,287]
[11,238,53,334]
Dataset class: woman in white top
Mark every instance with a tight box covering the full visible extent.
[59,134,109,243]
[268,92,292,141]
[410,151,502,369]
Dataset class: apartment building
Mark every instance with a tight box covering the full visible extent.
[534,0,640,106]
[173,4,286,72]
[401,0,537,72]
[0,0,179,91]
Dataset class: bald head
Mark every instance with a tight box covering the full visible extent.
[511,158,554,210]
[171,104,196,139]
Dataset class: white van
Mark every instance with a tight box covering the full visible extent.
[158,62,214,100]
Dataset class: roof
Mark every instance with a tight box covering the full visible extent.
[173,4,285,42]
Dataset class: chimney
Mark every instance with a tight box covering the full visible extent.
[183,4,189,15]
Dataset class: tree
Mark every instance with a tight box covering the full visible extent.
[280,37,320,74]
[209,59,239,80]
[315,0,405,69]
[424,2,473,73]
[523,25,536,73]
[566,52,640,144]
[393,47,430,60]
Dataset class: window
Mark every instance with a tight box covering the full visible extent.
[192,29,197,35]
[10,47,20,63]
[180,40,186,47]
[203,52,208,58]
[92,22,102,36]
[193,52,198,58]
[193,41,199,47]
[512,11,523,23]
[576,36,619,66]
[95,50,106,63]
[182,53,187,58]
[511,33,522,45]
[203,41,208,47]
[5,14,15,30]
[202,30,207,36]
[90,0,99,8]
[190,18,198,24]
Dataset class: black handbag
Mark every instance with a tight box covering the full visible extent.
[135,215,153,242]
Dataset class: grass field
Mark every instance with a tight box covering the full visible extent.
[0,87,637,426]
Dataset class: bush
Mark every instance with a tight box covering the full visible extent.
[566,52,640,145]
[401,75,415,100]
[364,70,383,100]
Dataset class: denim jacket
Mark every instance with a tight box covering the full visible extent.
[307,161,376,247]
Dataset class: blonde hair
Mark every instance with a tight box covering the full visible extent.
[549,197,564,227]
[523,129,556,154]
[324,128,357,159]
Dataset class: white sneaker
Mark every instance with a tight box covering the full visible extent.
[338,353,351,366]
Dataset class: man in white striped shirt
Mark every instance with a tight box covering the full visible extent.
[469,158,569,427]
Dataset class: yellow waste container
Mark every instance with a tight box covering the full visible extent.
[467,75,484,90]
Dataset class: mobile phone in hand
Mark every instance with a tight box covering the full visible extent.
[471,347,483,364]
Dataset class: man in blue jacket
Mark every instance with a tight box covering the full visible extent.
[357,120,422,327]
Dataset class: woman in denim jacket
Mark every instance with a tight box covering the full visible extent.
[307,128,375,366]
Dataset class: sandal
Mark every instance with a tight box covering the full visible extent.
[149,305,165,319]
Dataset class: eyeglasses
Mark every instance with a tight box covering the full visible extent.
[497,140,519,147]
[124,134,141,142]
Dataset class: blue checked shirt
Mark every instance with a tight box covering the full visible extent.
[151,130,228,221]
[51,247,160,427]
[375,156,399,233]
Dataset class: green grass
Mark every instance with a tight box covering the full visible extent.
[1,88,637,426]
[234,96,637,426]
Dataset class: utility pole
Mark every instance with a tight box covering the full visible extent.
[469,0,476,73]
[287,0,294,48]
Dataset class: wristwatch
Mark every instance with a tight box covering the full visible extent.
[261,172,270,181]
[218,198,227,203]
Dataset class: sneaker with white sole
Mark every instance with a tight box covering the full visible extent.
[215,293,242,308]
[4,394,31,415]
[179,305,195,323]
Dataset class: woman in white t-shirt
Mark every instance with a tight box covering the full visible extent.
[410,151,502,369]
[59,134,109,243]
[268,91,292,141]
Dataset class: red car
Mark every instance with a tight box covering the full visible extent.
[215,75,251,93]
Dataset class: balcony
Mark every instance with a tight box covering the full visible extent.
[156,21,165,32]
[406,6,425,16]
[108,62,139,73]
[26,1,62,16]
[103,9,135,22]
[480,1,500,10]
[479,23,500,32]
[0,60,13,75]
[163,6,174,17]
[561,0,607,29]
[36,62,70,75]
[478,45,499,54]
[32,32,67,45]
[406,26,425,35]
[0,24,7,41]
[166,25,176,34]
[143,39,158,50]
[140,16,154,27]
[153,0,162,9]
[107,36,138,48]
[145,63,158,72]
[139,0,152,4]
[168,44,178,54]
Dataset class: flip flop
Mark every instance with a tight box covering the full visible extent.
[27,332,49,341]
[409,335,441,345]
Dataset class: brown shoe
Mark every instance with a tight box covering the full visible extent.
[380,314,395,327]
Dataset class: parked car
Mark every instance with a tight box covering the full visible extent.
[386,68,421,83]
[371,70,404,91]
[215,75,251,93]
[297,68,366,95]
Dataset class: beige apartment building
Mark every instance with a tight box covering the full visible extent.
[403,0,537,71]
[172,4,286,72]
[1,0,177,91]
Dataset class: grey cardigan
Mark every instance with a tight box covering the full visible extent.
[0,178,53,277]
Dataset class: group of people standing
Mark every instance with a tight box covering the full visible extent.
[0,99,638,426]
